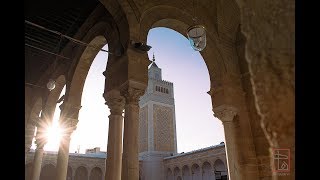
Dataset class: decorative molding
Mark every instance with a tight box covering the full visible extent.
[59,102,82,120]
[120,81,146,105]
[63,118,79,131]
[213,105,238,123]
[122,87,145,105]
[104,90,125,115]
[59,102,82,112]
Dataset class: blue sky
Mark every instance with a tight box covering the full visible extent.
[32,27,225,154]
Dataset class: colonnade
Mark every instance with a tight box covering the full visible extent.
[27,81,146,180]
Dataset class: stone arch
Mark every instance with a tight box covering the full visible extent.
[25,163,33,180]
[40,164,55,180]
[67,166,72,180]
[98,0,130,48]
[202,161,215,180]
[166,168,173,180]
[191,163,201,180]
[89,167,103,180]
[214,159,226,170]
[74,166,88,180]
[139,5,226,82]
[213,159,227,179]
[39,75,66,128]
[182,165,191,180]
[65,35,107,107]
[64,16,123,107]
[173,167,180,179]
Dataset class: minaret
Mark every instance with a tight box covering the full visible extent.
[138,54,177,180]
[139,53,177,154]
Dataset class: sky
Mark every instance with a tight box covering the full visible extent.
[31,27,225,154]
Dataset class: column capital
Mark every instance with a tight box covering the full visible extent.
[213,105,238,123]
[59,102,81,129]
[59,102,82,112]
[61,118,79,132]
[120,80,146,105]
[104,90,125,115]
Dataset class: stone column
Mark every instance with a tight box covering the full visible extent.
[213,105,238,180]
[55,102,80,180]
[25,118,36,162]
[30,125,47,180]
[104,90,125,180]
[121,85,145,180]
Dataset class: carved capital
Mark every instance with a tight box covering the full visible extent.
[59,102,82,112]
[62,118,79,130]
[120,81,146,105]
[104,90,125,115]
[59,102,82,119]
[213,105,238,123]
[122,87,145,105]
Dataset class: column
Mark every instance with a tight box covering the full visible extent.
[213,105,238,180]
[121,85,145,180]
[25,118,36,162]
[55,102,80,180]
[30,125,47,180]
[104,90,125,180]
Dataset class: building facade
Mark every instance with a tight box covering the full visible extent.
[25,57,228,180]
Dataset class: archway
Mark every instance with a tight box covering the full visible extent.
[191,164,201,180]
[64,34,107,107]
[213,159,227,180]
[29,75,66,152]
[146,27,225,153]
[166,168,173,180]
[74,166,88,180]
[90,167,103,180]
[182,165,191,180]
[202,161,215,180]
[173,167,180,180]
[70,42,109,153]
[139,5,261,179]
[40,164,55,180]
[67,166,72,180]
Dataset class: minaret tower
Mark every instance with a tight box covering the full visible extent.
[138,54,177,180]
[139,53,177,154]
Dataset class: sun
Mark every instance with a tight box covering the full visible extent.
[44,123,62,151]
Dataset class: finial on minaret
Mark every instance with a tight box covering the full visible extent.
[152,53,155,62]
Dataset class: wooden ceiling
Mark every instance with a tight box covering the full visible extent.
[25,0,100,85]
